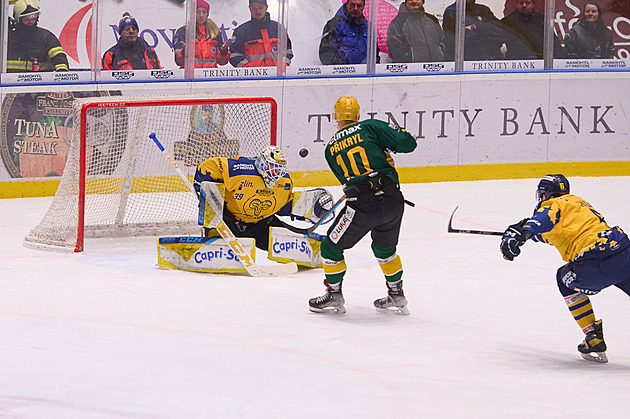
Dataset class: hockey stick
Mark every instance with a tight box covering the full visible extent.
[273,193,345,236]
[149,133,297,277]
[447,206,504,236]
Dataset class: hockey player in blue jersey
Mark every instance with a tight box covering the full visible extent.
[500,174,630,363]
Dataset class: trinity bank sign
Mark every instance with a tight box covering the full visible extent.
[196,67,276,79]
[307,105,617,142]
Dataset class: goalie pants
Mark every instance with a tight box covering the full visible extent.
[222,209,283,251]
[322,175,405,284]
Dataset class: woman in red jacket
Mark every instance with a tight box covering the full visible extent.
[173,0,232,68]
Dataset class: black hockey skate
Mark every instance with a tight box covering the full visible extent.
[374,280,409,315]
[577,319,608,363]
[309,288,345,314]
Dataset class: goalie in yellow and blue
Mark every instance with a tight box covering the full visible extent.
[500,174,630,364]
[193,146,334,257]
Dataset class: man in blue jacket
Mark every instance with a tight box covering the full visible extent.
[319,0,380,65]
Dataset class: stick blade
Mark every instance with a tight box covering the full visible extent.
[447,205,459,233]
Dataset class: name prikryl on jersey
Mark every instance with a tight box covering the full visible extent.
[329,131,363,155]
[194,247,241,263]
[272,239,313,258]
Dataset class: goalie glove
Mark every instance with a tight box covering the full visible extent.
[313,189,333,219]
[290,188,334,224]
[500,218,530,261]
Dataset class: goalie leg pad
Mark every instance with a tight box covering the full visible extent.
[157,236,255,273]
[268,227,323,268]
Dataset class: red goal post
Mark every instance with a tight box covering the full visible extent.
[24,94,278,252]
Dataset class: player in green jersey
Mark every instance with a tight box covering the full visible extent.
[309,96,417,315]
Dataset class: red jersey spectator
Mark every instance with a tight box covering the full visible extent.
[102,12,161,70]
[229,0,293,68]
[173,0,232,68]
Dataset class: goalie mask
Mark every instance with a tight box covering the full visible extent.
[536,174,570,203]
[255,146,288,189]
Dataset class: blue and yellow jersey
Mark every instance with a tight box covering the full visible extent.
[194,156,293,224]
[523,194,628,262]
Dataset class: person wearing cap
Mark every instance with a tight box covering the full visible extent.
[173,0,232,68]
[102,12,161,70]
[7,0,69,72]
[319,0,380,65]
[229,0,293,68]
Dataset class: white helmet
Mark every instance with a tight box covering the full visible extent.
[255,146,288,189]
[13,0,40,22]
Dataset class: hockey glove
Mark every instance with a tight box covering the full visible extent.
[500,218,530,261]
[313,189,334,219]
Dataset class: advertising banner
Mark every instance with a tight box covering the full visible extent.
[0,89,118,178]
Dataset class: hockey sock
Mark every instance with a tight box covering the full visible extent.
[321,238,346,284]
[323,259,347,285]
[377,254,403,283]
[564,292,596,333]
[372,244,403,283]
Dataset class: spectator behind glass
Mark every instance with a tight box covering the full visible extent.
[229,0,293,68]
[319,0,380,65]
[102,12,162,70]
[7,0,69,72]
[443,0,507,60]
[563,2,615,59]
[386,0,445,62]
[173,0,232,68]
[501,0,564,59]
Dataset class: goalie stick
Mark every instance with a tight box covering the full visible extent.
[447,206,504,236]
[149,133,297,277]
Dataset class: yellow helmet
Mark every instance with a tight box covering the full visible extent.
[13,0,39,21]
[334,96,360,122]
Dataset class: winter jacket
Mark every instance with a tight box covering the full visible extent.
[102,37,161,70]
[229,13,293,68]
[563,20,615,59]
[173,24,230,68]
[7,23,69,72]
[501,11,564,59]
[319,4,379,65]
[443,1,506,60]
[386,3,444,62]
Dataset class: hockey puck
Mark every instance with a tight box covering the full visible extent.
[299,148,309,157]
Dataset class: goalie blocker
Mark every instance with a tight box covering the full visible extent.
[158,182,327,273]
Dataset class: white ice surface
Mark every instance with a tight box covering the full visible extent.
[2,177,630,418]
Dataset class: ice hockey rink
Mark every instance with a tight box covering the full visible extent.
[2,177,630,418]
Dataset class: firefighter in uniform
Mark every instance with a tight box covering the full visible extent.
[7,0,69,72]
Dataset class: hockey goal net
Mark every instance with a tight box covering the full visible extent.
[24,94,277,252]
